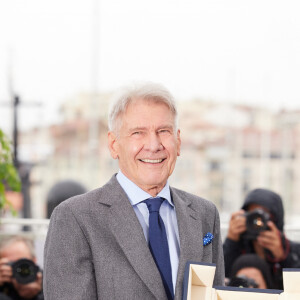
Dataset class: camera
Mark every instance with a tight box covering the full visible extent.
[8,258,40,284]
[228,275,258,288]
[244,209,270,239]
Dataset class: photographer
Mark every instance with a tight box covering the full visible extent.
[0,236,43,300]
[228,254,275,289]
[223,188,300,289]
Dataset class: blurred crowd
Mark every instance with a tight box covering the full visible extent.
[0,179,87,300]
[224,188,300,290]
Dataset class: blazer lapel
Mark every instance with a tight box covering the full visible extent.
[99,176,167,300]
[171,189,204,299]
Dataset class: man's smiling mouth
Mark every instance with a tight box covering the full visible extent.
[139,159,165,163]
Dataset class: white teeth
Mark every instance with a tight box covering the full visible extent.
[141,159,163,163]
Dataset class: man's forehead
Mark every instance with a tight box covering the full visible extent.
[247,203,270,213]
[0,241,31,259]
[115,99,176,134]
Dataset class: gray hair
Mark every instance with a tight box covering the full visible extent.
[108,82,178,133]
[0,235,36,258]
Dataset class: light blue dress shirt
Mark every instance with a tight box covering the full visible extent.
[116,171,180,292]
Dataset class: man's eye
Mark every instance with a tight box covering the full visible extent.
[132,131,141,135]
[159,130,170,134]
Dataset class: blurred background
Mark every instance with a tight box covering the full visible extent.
[1,0,300,264]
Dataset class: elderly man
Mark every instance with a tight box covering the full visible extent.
[44,82,224,300]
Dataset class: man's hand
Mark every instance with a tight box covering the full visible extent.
[0,258,12,286]
[227,209,247,241]
[257,221,284,260]
[12,271,42,299]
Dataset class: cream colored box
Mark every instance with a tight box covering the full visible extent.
[279,268,300,300]
[182,262,216,300]
[182,261,284,300]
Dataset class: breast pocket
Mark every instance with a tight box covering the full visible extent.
[202,243,213,262]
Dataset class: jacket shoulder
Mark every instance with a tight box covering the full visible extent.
[52,176,119,214]
[171,187,217,211]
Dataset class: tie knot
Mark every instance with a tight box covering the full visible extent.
[145,197,164,213]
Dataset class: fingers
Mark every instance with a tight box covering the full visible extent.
[258,221,280,240]
[232,209,246,218]
[0,258,13,285]
[36,271,42,285]
[227,210,247,241]
[257,234,276,248]
[230,210,246,227]
[265,220,278,232]
[0,258,10,264]
[257,221,284,259]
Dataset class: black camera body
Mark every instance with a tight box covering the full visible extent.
[228,275,259,288]
[8,258,40,284]
[244,208,270,240]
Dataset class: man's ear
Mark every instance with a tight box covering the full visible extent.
[176,129,181,156]
[108,131,119,159]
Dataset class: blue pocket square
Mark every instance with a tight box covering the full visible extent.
[203,232,214,246]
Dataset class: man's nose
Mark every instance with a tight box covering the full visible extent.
[144,132,163,152]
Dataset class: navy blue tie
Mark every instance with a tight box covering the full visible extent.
[145,197,174,300]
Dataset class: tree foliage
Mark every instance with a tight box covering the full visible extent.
[0,128,21,211]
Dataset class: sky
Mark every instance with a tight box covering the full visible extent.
[1,0,300,134]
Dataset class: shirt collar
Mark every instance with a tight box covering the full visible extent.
[116,170,173,207]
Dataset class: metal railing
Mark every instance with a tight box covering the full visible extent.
[1,217,300,242]
[0,218,49,238]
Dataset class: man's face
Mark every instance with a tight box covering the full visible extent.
[236,267,267,289]
[0,241,41,298]
[108,99,181,196]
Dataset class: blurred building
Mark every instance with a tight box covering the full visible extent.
[16,93,300,224]
[172,101,300,225]
[18,92,115,218]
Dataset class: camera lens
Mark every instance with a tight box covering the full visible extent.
[11,258,39,284]
[245,209,270,239]
[228,275,258,288]
[16,262,33,276]
[250,215,264,230]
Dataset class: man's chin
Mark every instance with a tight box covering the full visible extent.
[138,178,167,191]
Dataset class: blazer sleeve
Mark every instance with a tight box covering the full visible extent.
[43,202,97,300]
[212,205,225,286]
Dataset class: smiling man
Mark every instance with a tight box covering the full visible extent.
[43,82,224,300]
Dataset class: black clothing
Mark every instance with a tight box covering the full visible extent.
[224,188,300,289]
[0,283,43,300]
[242,188,284,231]
[0,292,12,300]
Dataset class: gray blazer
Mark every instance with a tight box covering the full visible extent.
[44,175,224,300]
